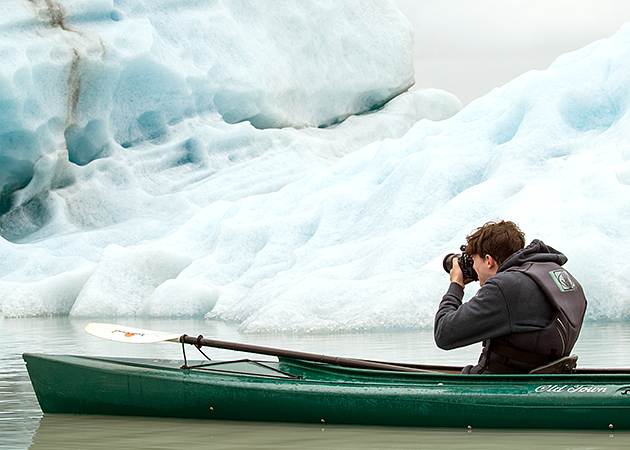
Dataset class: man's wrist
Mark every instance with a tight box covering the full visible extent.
[448,281,465,300]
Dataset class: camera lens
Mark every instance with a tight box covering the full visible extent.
[443,253,460,273]
[442,251,479,281]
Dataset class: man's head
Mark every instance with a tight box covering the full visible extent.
[466,220,525,286]
[462,220,525,286]
[465,220,525,269]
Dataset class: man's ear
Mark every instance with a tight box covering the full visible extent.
[485,254,497,269]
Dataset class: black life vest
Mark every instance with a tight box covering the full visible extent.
[475,262,587,374]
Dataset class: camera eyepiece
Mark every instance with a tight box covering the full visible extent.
[443,245,479,281]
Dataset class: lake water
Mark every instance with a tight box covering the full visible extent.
[2,317,630,449]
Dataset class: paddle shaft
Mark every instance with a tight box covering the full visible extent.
[180,335,433,373]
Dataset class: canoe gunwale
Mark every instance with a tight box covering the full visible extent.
[23,352,630,381]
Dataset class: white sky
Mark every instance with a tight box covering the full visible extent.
[394,0,630,105]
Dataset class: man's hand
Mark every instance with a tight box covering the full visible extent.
[450,258,472,288]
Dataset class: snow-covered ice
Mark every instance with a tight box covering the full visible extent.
[1,1,629,333]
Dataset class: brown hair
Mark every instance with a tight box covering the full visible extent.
[464,220,525,266]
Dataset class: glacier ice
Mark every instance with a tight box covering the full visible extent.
[0,0,416,215]
[1,2,630,333]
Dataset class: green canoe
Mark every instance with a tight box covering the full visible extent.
[22,352,630,430]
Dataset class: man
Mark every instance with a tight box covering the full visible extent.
[434,220,587,374]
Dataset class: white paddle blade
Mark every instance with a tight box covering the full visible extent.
[85,323,181,344]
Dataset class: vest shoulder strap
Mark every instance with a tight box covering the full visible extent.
[507,262,586,327]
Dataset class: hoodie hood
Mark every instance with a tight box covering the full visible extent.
[498,239,568,273]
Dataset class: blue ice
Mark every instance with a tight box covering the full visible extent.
[1,2,629,333]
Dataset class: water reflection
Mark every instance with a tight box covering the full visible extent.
[2,317,630,449]
[29,415,630,450]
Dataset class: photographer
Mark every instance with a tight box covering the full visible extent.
[434,220,587,374]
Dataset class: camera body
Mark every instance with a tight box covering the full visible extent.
[443,245,479,281]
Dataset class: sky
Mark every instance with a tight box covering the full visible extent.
[394,0,630,105]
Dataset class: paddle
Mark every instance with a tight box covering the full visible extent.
[85,323,434,373]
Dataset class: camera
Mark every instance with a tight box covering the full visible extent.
[443,245,478,281]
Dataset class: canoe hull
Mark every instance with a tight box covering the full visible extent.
[23,353,630,429]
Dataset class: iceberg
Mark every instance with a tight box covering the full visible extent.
[0,0,420,216]
[1,1,629,333]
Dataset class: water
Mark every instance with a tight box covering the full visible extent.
[2,317,630,449]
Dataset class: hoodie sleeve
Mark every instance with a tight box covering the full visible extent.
[434,279,514,350]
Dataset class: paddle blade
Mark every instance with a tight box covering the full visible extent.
[85,323,181,344]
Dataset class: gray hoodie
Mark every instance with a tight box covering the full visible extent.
[434,239,566,350]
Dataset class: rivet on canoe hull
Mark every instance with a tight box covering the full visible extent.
[210,406,214,411]
[321,418,325,423]
[609,423,614,429]
[467,425,472,433]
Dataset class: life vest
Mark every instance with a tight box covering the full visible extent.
[475,262,587,374]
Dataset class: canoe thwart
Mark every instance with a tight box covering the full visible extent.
[529,355,578,374]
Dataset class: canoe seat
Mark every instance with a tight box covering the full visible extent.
[529,355,578,374]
